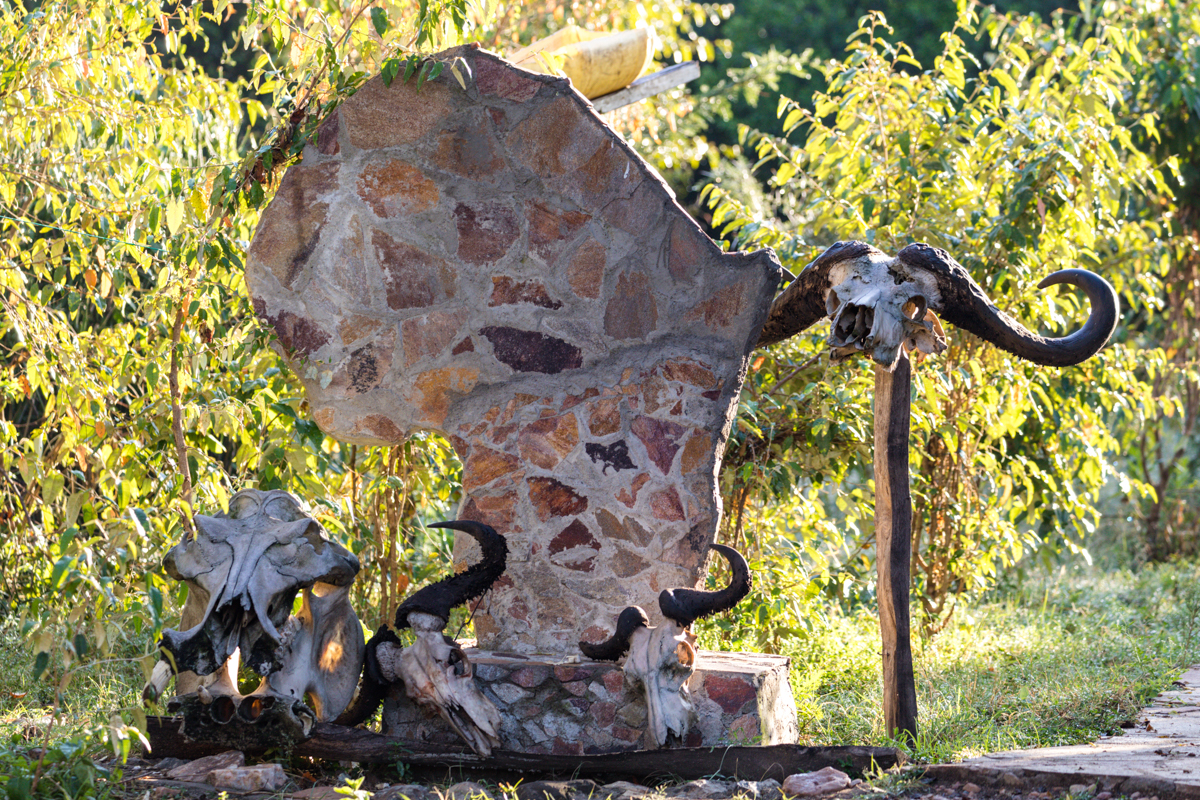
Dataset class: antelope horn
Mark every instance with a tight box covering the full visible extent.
[658,544,751,627]
[895,243,1119,367]
[394,521,508,630]
[579,606,650,662]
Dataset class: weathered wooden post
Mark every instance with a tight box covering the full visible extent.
[756,241,1120,743]
[873,354,918,741]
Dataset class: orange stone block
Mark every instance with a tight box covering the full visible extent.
[411,366,479,427]
[356,159,439,218]
[402,308,468,367]
[517,415,579,470]
[567,239,606,299]
[463,447,521,492]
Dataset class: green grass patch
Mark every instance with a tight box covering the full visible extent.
[698,560,1200,762]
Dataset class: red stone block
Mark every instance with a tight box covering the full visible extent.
[649,486,686,521]
[489,276,562,309]
[315,109,340,155]
[527,200,591,262]
[602,670,625,697]
[474,56,542,103]
[511,665,551,688]
[527,477,588,521]
[590,700,616,728]
[552,737,584,756]
[455,201,519,264]
[704,674,759,714]
[604,271,657,340]
[631,416,686,475]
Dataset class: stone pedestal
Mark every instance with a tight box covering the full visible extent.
[382,649,799,754]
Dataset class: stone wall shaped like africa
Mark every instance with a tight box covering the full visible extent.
[245,44,782,655]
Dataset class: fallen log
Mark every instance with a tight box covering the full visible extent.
[145,717,903,783]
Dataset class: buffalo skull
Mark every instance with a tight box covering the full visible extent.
[757,241,1119,369]
[580,544,751,748]
[147,489,364,748]
[340,520,508,757]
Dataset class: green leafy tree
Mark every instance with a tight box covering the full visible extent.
[702,1,1178,630]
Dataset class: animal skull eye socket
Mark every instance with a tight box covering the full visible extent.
[263,495,303,522]
[228,493,261,519]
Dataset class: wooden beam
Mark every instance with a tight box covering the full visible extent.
[593,62,701,113]
[874,354,918,742]
[144,718,904,782]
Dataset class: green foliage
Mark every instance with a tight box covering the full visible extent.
[696,0,1073,148]
[702,1,1180,626]
[0,0,777,760]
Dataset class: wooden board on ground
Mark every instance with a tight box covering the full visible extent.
[145,718,903,782]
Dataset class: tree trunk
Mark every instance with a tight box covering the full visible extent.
[874,355,918,743]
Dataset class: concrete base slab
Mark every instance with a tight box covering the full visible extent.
[382,648,799,754]
[925,667,1200,798]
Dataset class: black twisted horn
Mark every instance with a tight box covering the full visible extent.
[579,606,650,662]
[394,520,508,630]
[658,544,751,627]
[895,243,1119,367]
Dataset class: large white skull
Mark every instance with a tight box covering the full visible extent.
[154,489,365,746]
[377,612,502,757]
[623,621,697,748]
[824,253,947,368]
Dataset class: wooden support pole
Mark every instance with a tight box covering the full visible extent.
[874,353,918,743]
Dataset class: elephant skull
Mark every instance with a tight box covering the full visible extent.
[151,489,364,747]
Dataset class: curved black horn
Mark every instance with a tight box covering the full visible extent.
[332,625,401,727]
[394,520,508,630]
[579,606,650,662]
[658,543,751,627]
[896,243,1119,367]
[757,241,880,347]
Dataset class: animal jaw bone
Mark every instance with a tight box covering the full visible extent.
[153,489,364,746]
[580,544,751,748]
[342,520,508,756]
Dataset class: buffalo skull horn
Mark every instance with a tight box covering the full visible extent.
[755,241,1119,369]
[579,544,752,748]
[372,520,507,756]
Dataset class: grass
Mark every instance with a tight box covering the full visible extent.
[2,559,1200,797]
[697,559,1200,763]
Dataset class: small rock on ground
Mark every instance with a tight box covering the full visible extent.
[665,779,736,799]
[516,780,602,800]
[165,750,244,783]
[782,767,853,797]
[374,784,434,800]
[599,781,654,800]
[737,779,786,800]
[208,762,287,792]
[441,781,495,800]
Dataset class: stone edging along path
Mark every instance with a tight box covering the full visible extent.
[923,666,1200,799]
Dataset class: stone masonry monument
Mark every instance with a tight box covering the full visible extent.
[245,44,794,752]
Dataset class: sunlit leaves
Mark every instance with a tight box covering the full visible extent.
[703,0,1178,630]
